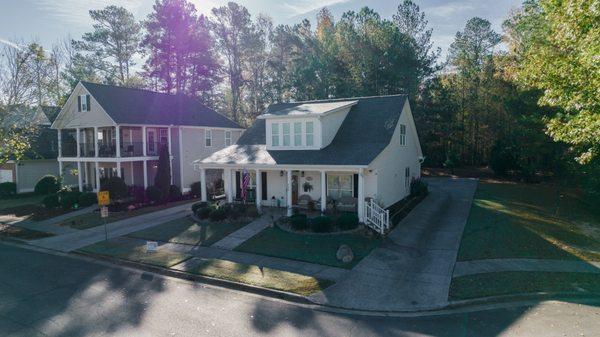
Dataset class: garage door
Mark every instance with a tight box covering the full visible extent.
[0,169,13,183]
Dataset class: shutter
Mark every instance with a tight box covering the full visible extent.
[325,173,327,197]
[86,95,91,111]
[235,171,241,199]
[353,174,358,198]
[77,96,81,112]
[261,172,267,200]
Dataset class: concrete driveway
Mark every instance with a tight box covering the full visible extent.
[309,178,478,311]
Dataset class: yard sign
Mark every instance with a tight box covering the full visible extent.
[97,191,110,206]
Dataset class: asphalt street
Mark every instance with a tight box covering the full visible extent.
[0,243,598,337]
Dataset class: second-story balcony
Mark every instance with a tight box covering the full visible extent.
[98,141,116,157]
[61,141,77,157]
[121,141,144,157]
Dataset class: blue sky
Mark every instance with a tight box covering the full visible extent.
[0,0,521,58]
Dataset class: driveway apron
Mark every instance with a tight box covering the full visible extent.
[309,178,478,311]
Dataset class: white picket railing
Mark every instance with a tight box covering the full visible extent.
[364,199,390,235]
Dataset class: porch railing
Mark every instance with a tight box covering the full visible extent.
[364,199,390,235]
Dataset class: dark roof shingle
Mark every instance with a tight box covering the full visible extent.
[202,95,407,166]
[81,82,242,128]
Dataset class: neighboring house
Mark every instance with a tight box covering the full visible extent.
[1,105,63,193]
[194,94,423,225]
[51,81,243,193]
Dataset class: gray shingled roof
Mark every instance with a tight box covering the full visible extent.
[81,82,242,129]
[260,100,357,117]
[200,95,407,166]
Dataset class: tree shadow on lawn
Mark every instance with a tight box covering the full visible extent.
[0,243,167,336]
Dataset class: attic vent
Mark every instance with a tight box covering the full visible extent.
[384,117,396,131]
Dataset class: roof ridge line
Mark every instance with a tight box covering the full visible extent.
[288,93,407,104]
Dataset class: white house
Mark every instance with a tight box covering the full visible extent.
[193,94,423,227]
[51,81,244,193]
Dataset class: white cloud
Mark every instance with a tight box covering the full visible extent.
[34,0,147,28]
[426,2,476,17]
[282,0,350,17]
[0,37,23,50]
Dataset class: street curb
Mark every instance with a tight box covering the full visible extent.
[3,239,600,318]
[73,250,314,305]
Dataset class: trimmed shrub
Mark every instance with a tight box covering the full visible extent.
[42,194,60,209]
[245,205,260,218]
[209,208,227,221]
[410,178,428,197]
[0,182,16,197]
[146,186,163,202]
[311,216,333,233]
[337,213,359,230]
[35,175,60,195]
[195,206,213,219]
[130,186,146,203]
[290,214,308,231]
[100,176,129,200]
[191,201,209,214]
[190,181,202,197]
[61,191,81,209]
[168,184,182,200]
[78,192,97,207]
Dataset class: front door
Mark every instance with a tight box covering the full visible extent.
[292,173,299,205]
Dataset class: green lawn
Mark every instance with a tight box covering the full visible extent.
[0,193,44,212]
[458,182,600,262]
[79,239,192,268]
[0,224,54,240]
[449,271,600,300]
[180,258,333,296]
[60,199,196,230]
[127,216,250,246]
[235,226,381,268]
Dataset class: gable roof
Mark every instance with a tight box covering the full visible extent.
[258,100,357,118]
[200,94,408,166]
[1,105,51,128]
[79,82,242,129]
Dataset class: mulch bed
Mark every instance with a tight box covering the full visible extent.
[0,224,54,240]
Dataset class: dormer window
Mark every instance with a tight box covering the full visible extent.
[271,123,279,147]
[282,123,290,146]
[306,121,314,146]
[293,122,302,146]
[78,94,90,112]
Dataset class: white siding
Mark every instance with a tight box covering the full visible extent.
[319,108,350,148]
[53,83,115,129]
[368,101,421,208]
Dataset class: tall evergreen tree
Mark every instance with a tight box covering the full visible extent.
[144,0,219,98]
[154,144,171,200]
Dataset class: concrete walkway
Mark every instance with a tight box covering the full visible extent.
[309,178,478,311]
[211,208,285,250]
[453,258,600,277]
[29,202,195,252]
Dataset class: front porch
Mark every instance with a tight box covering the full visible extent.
[62,159,161,192]
[196,167,366,222]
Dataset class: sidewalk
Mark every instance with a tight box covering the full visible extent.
[453,258,600,277]
[29,201,195,252]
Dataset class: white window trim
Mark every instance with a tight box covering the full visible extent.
[80,94,89,112]
[399,124,407,146]
[326,173,354,199]
[282,122,290,147]
[205,129,212,147]
[224,130,232,146]
[305,121,314,147]
[271,123,280,147]
[293,122,302,147]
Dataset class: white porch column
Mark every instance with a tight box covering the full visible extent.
[115,125,121,158]
[200,167,207,202]
[57,129,62,157]
[77,161,83,192]
[225,168,233,203]
[93,127,99,157]
[94,161,100,192]
[178,127,184,189]
[116,161,121,178]
[320,170,326,212]
[58,161,63,177]
[143,160,148,189]
[167,127,173,185]
[76,128,81,158]
[142,126,147,156]
[255,169,261,211]
[286,169,292,216]
[357,169,365,222]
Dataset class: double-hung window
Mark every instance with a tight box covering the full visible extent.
[293,122,302,147]
[78,94,90,112]
[282,123,290,146]
[271,123,279,147]
[327,174,353,199]
[205,129,212,147]
[305,121,314,146]
[225,130,232,146]
[399,124,406,146]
